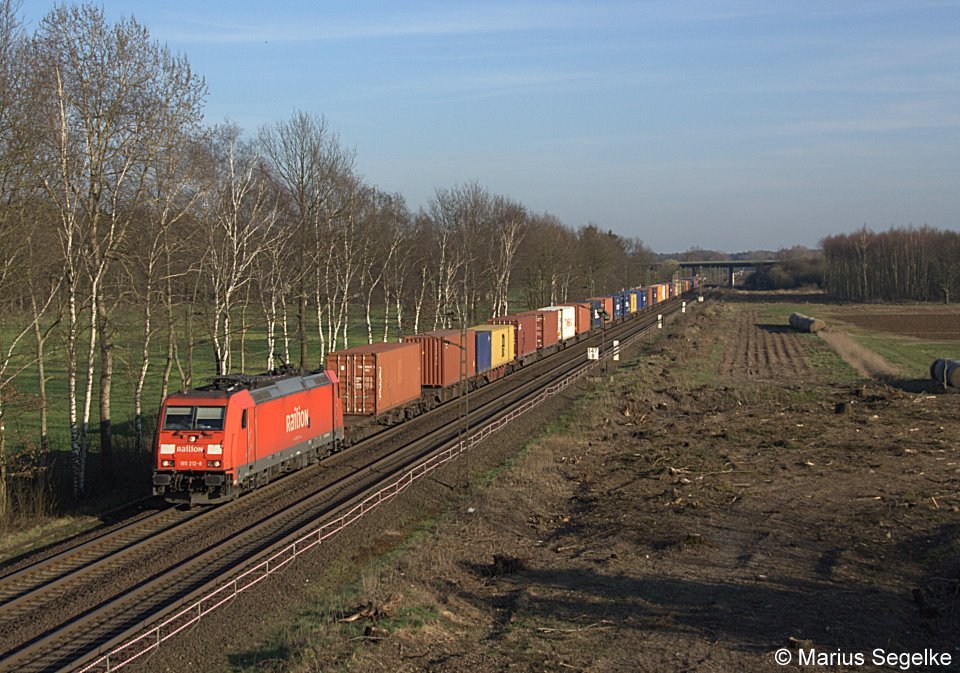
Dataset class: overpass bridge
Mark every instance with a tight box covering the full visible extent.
[675,259,777,286]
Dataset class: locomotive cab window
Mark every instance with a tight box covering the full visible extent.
[196,407,226,430]
[162,406,194,430]
[162,405,226,431]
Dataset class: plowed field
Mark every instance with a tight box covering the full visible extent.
[842,312,960,340]
[721,309,811,379]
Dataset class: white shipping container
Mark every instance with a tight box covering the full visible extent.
[540,305,576,341]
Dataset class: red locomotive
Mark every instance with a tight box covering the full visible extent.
[153,370,344,504]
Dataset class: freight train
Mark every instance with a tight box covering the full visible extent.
[153,279,697,504]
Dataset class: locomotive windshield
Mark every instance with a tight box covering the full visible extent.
[162,405,226,431]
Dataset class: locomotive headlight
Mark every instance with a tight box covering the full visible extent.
[160,443,175,455]
[206,460,222,468]
[161,459,175,467]
[207,444,222,455]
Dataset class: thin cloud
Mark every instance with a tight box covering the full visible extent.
[158,3,600,45]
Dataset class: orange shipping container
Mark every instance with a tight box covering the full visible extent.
[541,305,576,341]
[326,342,421,415]
[519,310,559,349]
[404,329,476,388]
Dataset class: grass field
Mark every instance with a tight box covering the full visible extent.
[2,304,417,453]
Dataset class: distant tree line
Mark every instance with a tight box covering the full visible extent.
[822,226,960,302]
[744,247,824,291]
[0,2,665,507]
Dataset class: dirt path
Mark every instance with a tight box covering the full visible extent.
[817,328,902,380]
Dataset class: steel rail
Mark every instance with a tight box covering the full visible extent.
[0,507,202,622]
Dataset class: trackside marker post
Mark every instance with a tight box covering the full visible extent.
[658,314,662,329]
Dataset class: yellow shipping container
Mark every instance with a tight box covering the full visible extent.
[471,323,515,367]
[628,292,638,313]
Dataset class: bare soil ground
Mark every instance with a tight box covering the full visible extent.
[842,313,960,341]
[155,297,960,672]
[721,309,812,380]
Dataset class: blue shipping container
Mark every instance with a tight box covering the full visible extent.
[612,293,627,319]
[588,299,604,328]
[635,289,646,309]
[474,330,492,372]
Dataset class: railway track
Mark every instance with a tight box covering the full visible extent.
[0,507,200,625]
[0,297,692,673]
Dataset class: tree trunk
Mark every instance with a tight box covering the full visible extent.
[134,282,153,455]
[32,298,49,450]
[80,286,98,493]
[185,302,194,388]
[281,295,291,365]
[161,286,174,399]
[298,289,307,369]
[67,270,83,498]
[239,289,249,373]
[266,291,277,371]
[98,299,114,484]
[0,401,7,523]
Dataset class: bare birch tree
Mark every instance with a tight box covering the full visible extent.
[33,3,205,491]
[489,197,526,317]
[202,125,280,376]
[260,110,353,367]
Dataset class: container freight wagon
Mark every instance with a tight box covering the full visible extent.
[630,289,645,311]
[474,329,492,373]
[472,323,514,370]
[647,284,668,306]
[612,292,628,319]
[519,309,559,350]
[489,313,538,358]
[404,329,476,388]
[326,342,421,417]
[153,371,344,505]
[586,297,614,327]
[559,302,592,335]
[541,305,576,341]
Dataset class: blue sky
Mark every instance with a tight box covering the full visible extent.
[21,1,960,252]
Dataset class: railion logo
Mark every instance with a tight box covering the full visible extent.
[286,406,309,433]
